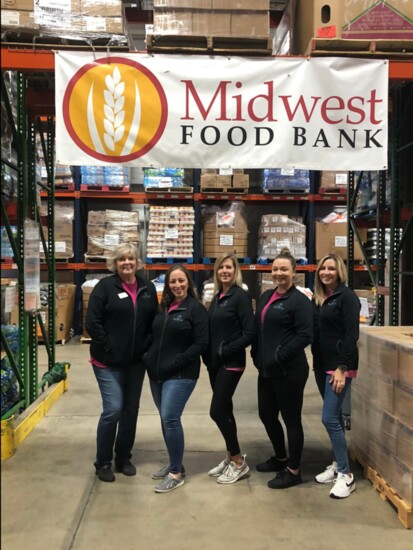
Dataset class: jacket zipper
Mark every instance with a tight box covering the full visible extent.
[131,286,146,362]
[156,311,169,382]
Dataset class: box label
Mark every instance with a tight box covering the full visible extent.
[104,234,119,246]
[165,228,179,239]
[220,235,233,246]
[335,236,347,248]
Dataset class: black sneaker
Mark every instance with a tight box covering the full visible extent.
[95,464,115,482]
[267,468,302,489]
[256,456,288,473]
[115,460,137,476]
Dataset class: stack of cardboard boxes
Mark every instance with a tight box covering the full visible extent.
[203,208,248,258]
[86,209,140,261]
[152,0,270,38]
[147,206,194,259]
[39,202,74,261]
[352,326,413,506]
[258,214,306,262]
[319,170,348,193]
[200,169,249,192]
[1,0,124,35]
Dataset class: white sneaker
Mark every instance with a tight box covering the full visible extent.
[217,455,249,484]
[208,457,230,477]
[329,473,356,499]
[315,462,338,484]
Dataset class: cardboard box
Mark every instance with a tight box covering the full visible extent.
[232,173,249,188]
[154,0,211,7]
[320,171,348,189]
[212,0,268,9]
[83,15,123,33]
[1,9,38,28]
[1,0,32,9]
[204,211,248,234]
[397,420,413,467]
[315,221,366,261]
[200,174,217,188]
[216,175,232,188]
[293,0,413,54]
[81,0,122,17]
[231,11,268,37]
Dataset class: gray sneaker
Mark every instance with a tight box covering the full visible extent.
[154,474,185,493]
[208,457,230,477]
[152,465,186,480]
[217,455,249,484]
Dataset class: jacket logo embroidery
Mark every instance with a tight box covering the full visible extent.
[273,303,284,310]
[327,300,336,306]
[173,314,184,322]
[220,300,228,307]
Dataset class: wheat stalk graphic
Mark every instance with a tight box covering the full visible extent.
[103,66,125,152]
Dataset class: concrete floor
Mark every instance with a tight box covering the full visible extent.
[1,339,411,550]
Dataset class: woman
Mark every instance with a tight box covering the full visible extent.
[312,254,360,499]
[252,249,312,489]
[203,254,255,484]
[144,265,208,493]
[86,243,158,482]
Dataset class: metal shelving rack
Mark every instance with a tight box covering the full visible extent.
[1,71,58,419]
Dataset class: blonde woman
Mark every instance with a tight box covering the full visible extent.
[203,254,255,484]
[312,254,360,499]
[86,243,158,482]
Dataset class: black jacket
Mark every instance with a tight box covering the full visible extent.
[203,285,255,371]
[252,285,313,378]
[144,295,209,382]
[312,284,360,372]
[85,274,158,368]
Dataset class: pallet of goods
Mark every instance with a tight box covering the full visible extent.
[147,0,272,55]
[146,205,195,260]
[289,0,413,56]
[203,204,248,259]
[351,326,413,529]
[261,169,310,195]
[1,0,128,47]
[257,214,307,264]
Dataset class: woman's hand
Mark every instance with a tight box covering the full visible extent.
[330,369,346,394]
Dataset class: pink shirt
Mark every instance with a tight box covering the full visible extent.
[261,290,284,323]
[168,301,183,313]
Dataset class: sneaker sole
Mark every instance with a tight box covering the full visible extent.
[152,471,186,480]
[217,466,250,485]
[315,477,336,484]
[208,471,225,477]
[154,479,185,493]
[329,485,356,499]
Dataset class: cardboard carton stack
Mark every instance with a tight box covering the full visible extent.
[293,0,413,55]
[200,169,249,191]
[152,0,269,38]
[203,208,248,258]
[315,211,367,261]
[1,0,125,36]
[86,209,140,261]
[9,283,76,343]
[147,206,194,259]
[319,171,348,192]
[39,202,74,260]
[258,214,306,262]
[352,326,413,506]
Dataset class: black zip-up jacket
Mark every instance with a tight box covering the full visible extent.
[251,285,313,378]
[203,285,255,372]
[312,284,360,372]
[85,274,158,368]
[144,295,209,382]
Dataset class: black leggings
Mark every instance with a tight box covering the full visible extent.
[258,367,309,470]
[209,368,243,456]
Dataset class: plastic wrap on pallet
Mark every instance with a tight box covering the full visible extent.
[147,205,194,259]
[1,325,19,415]
[261,169,310,192]
[80,166,129,188]
[355,171,392,213]
[0,226,17,258]
[39,201,74,220]
[1,0,127,43]
[143,167,185,188]
[257,214,307,262]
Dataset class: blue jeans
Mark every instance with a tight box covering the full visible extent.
[150,378,197,474]
[314,370,352,474]
[93,364,145,467]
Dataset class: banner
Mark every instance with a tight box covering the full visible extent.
[55,53,389,170]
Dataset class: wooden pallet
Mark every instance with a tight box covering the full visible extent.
[84,256,108,263]
[1,30,128,51]
[350,447,413,529]
[263,188,309,195]
[147,34,272,55]
[202,257,251,265]
[307,38,413,58]
[200,186,248,194]
[80,185,129,193]
[319,186,347,195]
[145,186,193,194]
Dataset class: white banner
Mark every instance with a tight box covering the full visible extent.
[55,53,388,170]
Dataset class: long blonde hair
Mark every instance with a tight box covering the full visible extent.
[213,254,243,293]
[314,254,347,306]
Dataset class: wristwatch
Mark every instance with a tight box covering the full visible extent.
[337,365,347,373]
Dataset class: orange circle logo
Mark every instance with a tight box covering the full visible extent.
[63,57,168,162]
